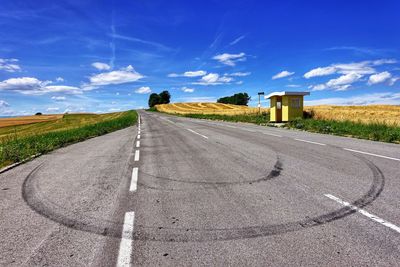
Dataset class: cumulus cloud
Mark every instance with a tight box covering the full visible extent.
[46,107,60,112]
[92,62,111,71]
[181,87,195,93]
[304,59,396,79]
[0,58,21,72]
[0,77,81,95]
[272,70,294,80]
[55,77,64,82]
[51,96,66,101]
[368,71,392,85]
[193,73,233,85]
[305,92,400,106]
[0,100,10,108]
[306,59,397,91]
[167,70,206,78]
[89,65,144,86]
[212,52,246,66]
[226,72,251,77]
[135,86,151,94]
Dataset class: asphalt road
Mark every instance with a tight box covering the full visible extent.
[1,111,400,266]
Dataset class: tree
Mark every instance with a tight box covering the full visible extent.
[35,112,42,115]
[159,90,171,104]
[217,92,250,106]
[148,93,161,107]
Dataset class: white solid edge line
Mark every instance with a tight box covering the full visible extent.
[130,167,138,192]
[136,141,140,148]
[294,138,326,146]
[186,128,208,139]
[325,194,400,234]
[343,148,400,162]
[117,211,135,267]
[134,150,140,161]
[263,132,282,137]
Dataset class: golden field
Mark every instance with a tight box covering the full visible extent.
[156,103,269,115]
[0,114,64,128]
[156,103,400,126]
[305,105,400,126]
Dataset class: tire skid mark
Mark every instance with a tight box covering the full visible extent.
[22,150,384,242]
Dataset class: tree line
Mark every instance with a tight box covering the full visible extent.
[148,91,171,107]
[217,92,250,106]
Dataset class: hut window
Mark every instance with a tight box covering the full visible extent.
[291,98,300,108]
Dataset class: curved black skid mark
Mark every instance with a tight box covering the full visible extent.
[22,153,384,242]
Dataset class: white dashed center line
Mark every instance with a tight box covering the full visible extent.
[136,141,140,148]
[137,134,140,139]
[117,211,135,267]
[134,150,140,161]
[187,128,209,139]
[325,194,400,234]
[294,138,326,146]
[130,167,138,192]
[343,148,400,162]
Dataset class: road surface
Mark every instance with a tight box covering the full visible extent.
[1,111,399,266]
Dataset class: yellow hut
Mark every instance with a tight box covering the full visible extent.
[265,91,310,122]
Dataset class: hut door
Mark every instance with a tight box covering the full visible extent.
[276,96,282,122]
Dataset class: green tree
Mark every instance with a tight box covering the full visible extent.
[217,92,250,106]
[159,90,171,104]
[148,93,161,107]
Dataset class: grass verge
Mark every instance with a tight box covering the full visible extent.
[0,110,138,168]
[288,118,400,143]
[174,112,270,124]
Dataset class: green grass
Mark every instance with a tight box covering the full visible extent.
[178,112,270,125]
[0,110,138,168]
[159,109,400,144]
[288,118,400,143]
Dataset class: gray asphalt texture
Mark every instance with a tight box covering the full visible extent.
[1,110,399,266]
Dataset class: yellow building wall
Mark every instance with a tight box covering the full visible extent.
[269,96,277,122]
[282,95,303,121]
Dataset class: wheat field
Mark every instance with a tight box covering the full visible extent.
[0,114,64,128]
[306,105,400,126]
[156,103,400,126]
[156,103,269,115]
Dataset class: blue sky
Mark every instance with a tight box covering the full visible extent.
[0,0,400,115]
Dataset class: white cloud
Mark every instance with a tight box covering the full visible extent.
[46,107,60,112]
[51,96,66,101]
[89,65,144,86]
[181,87,194,93]
[286,84,301,88]
[92,62,111,71]
[272,70,294,80]
[368,71,392,85]
[0,58,21,72]
[226,72,251,77]
[55,77,64,82]
[212,52,246,66]
[0,77,82,95]
[0,100,10,108]
[167,70,207,78]
[305,92,400,106]
[229,35,246,46]
[326,73,362,87]
[135,86,151,94]
[193,73,233,85]
[309,84,327,91]
[389,77,400,85]
[304,59,396,79]
[304,66,337,79]
[183,70,207,77]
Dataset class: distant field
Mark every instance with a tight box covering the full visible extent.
[0,111,138,168]
[306,105,400,126]
[0,112,126,140]
[156,102,269,115]
[0,114,64,128]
